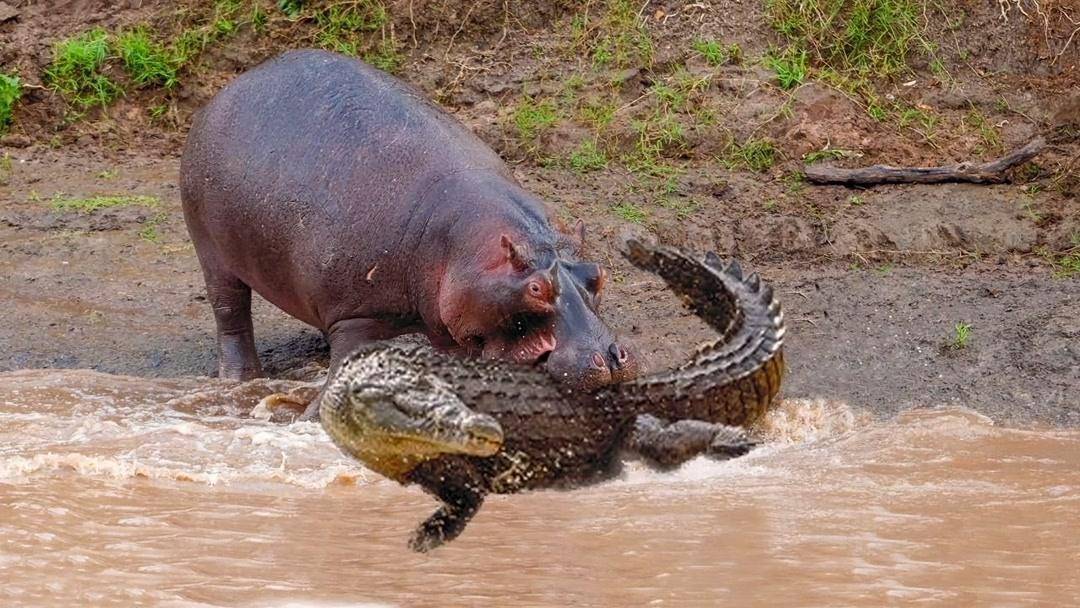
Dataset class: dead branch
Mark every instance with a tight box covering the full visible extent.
[804,137,1047,186]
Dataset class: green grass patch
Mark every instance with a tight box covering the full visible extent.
[1050,252,1080,279]
[139,211,169,242]
[764,47,809,90]
[45,28,122,111]
[0,72,21,133]
[314,1,389,56]
[1038,236,1080,279]
[514,98,559,143]
[692,39,740,66]
[51,193,159,213]
[627,112,685,177]
[171,0,250,66]
[363,38,403,73]
[278,0,304,17]
[766,0,932,82]
[578,99,618,131]
[963,110,1003,154]
[950,321,971,350]
[116,29,179,88]
[612,202,647,223]
[897,104,936,133]
[726,138,778,172]
[803,146,857,163]
[569,140,608,172]
[660,196,699,219]
[580,0,653,69]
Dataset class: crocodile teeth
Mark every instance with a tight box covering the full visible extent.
[727,259,744,280]
[704,251,724,271]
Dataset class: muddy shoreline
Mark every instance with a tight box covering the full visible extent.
[1,151,1075,427]
[0,0,1076,428]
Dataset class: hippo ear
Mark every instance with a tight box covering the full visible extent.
[500,234,530,272]
[571,219,586,251]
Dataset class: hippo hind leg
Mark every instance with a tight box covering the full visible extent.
[626,414,756,470]
[203,267,263,381]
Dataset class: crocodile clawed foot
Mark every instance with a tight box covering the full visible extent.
[409,520,448,553]
[706,426,757,460]
[408,507,461,553]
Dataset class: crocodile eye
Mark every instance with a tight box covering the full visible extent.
[350,381,387,399]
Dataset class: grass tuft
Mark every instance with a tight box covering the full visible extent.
[692,39,740,66]
[45,28,122,111]
[0,72,21,133]
[764,47,809,90]
[116,29,179,88]
[950,321,971,350]
[584,0,653,69]
[612,202,647,223]
[726,138,778,172]
[803,146,857,164]
[315,1,389,54]
[514,98,559,144]
[278,0,304,17]
[569,140,608,172]
[51,194,159,213]
[766,0,931,81]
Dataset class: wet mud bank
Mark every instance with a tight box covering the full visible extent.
[0,152,1075,427]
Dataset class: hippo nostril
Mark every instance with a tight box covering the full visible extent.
[608,343,628,368]
[590,352,606,370]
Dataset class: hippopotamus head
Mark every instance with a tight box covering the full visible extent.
[438,221,640,389]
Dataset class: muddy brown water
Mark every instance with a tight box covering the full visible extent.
[1,370,1077,607]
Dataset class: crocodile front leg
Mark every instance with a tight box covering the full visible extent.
[409,480,486,552]
[626,414,756,470]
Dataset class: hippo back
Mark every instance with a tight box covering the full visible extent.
[180,50,512,329]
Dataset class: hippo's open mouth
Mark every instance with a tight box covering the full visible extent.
[480,314,557,365]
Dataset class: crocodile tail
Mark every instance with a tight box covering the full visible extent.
[618,240,786,427]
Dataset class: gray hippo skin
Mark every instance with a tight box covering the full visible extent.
[180,49,639,411]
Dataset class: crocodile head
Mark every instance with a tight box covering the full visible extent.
[319,345,504,481]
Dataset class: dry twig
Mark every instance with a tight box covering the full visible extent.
[805,137,1047,186]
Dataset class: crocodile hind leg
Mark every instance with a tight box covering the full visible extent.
[409,484,485,552]
[627,414,756,470]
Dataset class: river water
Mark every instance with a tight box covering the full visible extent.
[0,369,1077,607]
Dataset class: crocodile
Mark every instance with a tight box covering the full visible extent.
[319,239,786,551]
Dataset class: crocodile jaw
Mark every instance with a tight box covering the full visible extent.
[319,347,504,480]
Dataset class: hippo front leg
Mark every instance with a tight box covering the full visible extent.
[626,414,756,470]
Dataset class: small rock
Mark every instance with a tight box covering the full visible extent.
[1,133,31,148]
[0,2,19,22]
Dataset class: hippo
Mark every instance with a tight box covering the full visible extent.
[180,49,639,415]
